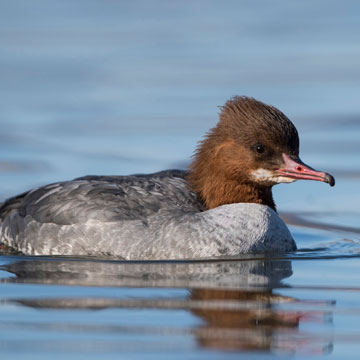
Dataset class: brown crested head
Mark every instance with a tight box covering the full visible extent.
[188,96,334,211]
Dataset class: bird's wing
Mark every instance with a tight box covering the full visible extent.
[0,171,203,226]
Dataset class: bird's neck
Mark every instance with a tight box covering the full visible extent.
[187,132,276,211]
[188,165,276,211]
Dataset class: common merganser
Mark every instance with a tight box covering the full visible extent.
[0,97,334,259]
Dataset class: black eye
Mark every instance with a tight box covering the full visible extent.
[255,144,265,154]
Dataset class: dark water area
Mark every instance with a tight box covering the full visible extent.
[0,1,360,358]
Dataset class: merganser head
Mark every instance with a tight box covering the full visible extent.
[188,96,335,211]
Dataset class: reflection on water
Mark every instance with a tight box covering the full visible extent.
[190,289,333,353]
[2,258,292,288]
[0,257,334,354]
[5,289,333,354]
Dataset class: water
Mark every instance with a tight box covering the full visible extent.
[0,1,360,358]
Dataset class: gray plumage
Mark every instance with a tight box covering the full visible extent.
[0,170,295,259]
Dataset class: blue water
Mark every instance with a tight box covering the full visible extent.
[0,1,360,358]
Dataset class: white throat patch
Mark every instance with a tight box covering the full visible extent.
[250,168,297,184]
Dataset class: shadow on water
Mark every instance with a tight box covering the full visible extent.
[0,256,336,354]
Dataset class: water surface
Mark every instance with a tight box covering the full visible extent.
[0,1,360,359]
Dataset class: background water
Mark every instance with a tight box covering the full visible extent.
[0,1,360,358]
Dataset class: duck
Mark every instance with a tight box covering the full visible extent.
[0,97,334,259]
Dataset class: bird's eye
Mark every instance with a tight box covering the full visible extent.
[255,144,265,154]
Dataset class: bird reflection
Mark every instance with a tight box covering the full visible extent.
[190,288,301,352]
[1,257,333,354]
